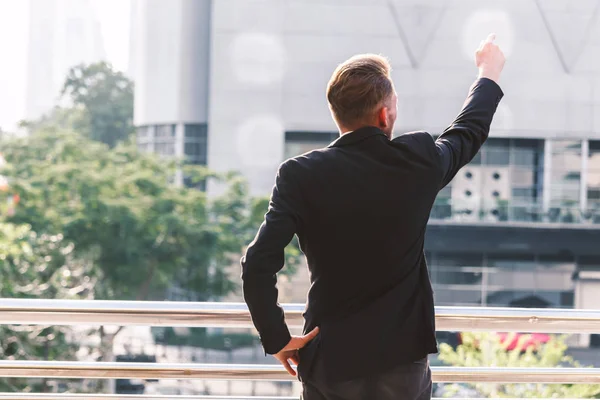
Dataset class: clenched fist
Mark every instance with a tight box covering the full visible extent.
[475,33,505,83]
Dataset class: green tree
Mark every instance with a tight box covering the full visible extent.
[439,332,600,398]
[19,106,88,135]
[61,62,134,148]
[2,128,259,302]
[0,223,95,393]
[22,62,134,148]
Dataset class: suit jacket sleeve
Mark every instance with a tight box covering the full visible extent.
[241,160,300,354]
[435,77,504,188]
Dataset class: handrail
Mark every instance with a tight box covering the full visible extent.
[0,396,297,400]
[0,361,598,384]
[0,396,296,400]
[0,396,584,400]
[0,299,599,333]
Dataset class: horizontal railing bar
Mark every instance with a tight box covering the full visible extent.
[0,397,583,400]
[0,299,599,333]
[0,361,598,383]
[0,396,297,400]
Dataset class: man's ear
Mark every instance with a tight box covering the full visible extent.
[378,106,389,129]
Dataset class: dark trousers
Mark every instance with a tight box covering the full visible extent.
[302,357,432,400]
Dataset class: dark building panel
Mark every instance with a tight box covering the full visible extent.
[425,222,600,256]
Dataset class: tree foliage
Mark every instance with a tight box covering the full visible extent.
[21,62,134,148]
[0,223,94,392]
[439,332,600,398]
[1,129,264,301]
[61,62,134,148]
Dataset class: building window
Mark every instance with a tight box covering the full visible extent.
[156,124,176,138]
[428,252,575,308]
[428,252,485,306]
[185,124,206,140]
[153,124,177,157]
[284,131,338,159]
[155,142,175,156]
[432,138,543,223]
[508,139,544,222]
[588,140,600,223]
[137,126,152,140]
[136,126,153,153]
[485,139,510,166]
[549,140,581,223]
[183,124,208,165]
[183,124,208,190]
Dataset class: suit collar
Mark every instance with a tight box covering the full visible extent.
[328,126,389,148]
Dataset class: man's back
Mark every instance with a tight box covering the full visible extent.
[286,128,442,380]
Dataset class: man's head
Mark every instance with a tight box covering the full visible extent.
[326,54,397,138]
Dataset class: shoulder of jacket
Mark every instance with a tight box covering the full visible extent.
[392,131,434,144]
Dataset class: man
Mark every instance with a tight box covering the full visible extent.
[241,34,505,399]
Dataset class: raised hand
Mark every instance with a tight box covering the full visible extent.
[475,33,506,83]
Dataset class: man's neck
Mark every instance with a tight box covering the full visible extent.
[341,124,375,135]
[340,125,390,139]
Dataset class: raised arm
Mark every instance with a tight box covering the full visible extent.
[436,34,505,188]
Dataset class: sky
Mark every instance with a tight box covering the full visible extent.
[0,0,131,131]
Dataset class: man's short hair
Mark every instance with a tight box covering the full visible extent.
[326,54,394,128]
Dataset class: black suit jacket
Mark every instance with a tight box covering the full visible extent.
[241,78,503,382]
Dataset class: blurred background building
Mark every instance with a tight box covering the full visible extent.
[131,0,600,349]
[26,0,106,120]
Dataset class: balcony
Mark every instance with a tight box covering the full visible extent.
[0,299,599,399]
[430,201,600,226]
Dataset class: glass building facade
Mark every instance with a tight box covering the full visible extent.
[425,251,576,308]
[136,123,208,189]
[432,138,545,223]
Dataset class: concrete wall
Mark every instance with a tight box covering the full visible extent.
[133,0,211,126]
[208,0,600,195]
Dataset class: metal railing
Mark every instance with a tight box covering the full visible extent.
[0,396,299,400]
[1,361,599,383]
[0,397,587,400]
[0,396,300,400]
[0,299,599,398]
[2,298,600,332]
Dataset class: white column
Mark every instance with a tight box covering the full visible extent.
[581,139,589,215]
[149,125,156,152]
[175,123,185,187]
[574,270,600,347]
[481,254,488,307]
[542,139,553,218]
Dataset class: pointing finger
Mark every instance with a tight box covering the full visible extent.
[485,33,496,43]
